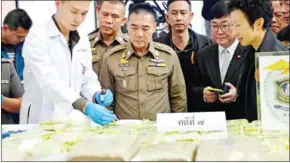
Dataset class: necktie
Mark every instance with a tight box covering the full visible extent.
[220,49,231,83]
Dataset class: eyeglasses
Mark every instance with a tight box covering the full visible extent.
[210,23,233,32]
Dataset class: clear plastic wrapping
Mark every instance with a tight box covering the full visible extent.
[131,142,197,161]
[69,134,142,161]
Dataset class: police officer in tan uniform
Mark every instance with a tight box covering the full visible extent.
[88,0,127,74]
[100,3,187,120]
[1,58,24,124]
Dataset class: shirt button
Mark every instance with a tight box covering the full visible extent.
[139,75,142,78]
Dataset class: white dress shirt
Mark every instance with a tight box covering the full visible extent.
[218,39,239,83]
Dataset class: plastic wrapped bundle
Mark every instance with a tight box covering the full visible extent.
[199,131,228,140]
[152,131,200,144]
[131,142,198,161]
[2,148,33,161]
[22,131,88,161]
[227,119,248,136]
[260,136,289,161]
[195,136,269,161]
[69,135,142,161]
[244,121,262,136]
[226,119,249,126]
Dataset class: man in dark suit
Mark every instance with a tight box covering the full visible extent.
[229,0,288,122]
[192,1,248,120]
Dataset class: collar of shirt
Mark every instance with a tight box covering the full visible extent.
[1,42,16,53]
[169,28,195,53]
[218,39,239,57]
[93,29,125,46]
[125,41,156,60]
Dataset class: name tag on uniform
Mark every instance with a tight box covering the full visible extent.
[77,49,88,52]
[150,58,164,63]
[148,63,166,67]
[1,80,9,84]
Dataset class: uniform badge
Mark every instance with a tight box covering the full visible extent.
[81,63,87,75]
[191,51,195,64]
[150,58,164,63]
[1,80,9,84]
[276,79,289,103]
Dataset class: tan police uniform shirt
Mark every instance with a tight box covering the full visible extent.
[88,29,127,74]
[100,41,187,120]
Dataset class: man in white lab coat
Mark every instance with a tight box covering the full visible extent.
[20,1,116,125]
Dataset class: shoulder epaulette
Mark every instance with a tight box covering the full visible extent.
[107,44,127,57]
[88,29,100,41]
[123,34,129,42]
[154,42,175,55]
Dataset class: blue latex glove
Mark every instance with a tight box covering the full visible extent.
[95,89,113,107]
[1,95,4,104]
[2,130,25,139]
[84,102,116,126]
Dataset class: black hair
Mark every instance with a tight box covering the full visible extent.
[3,8,32,31]
[210,0,231,20]
[128,3,157,22]
[167,0,191,10]
[277,25,290,42]
[98,0,125,7]
[228,0,273,29]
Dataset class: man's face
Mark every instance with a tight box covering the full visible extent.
[55,1,90,31]
[210,16,236,47]
[2,26,29,45]
[127,12,156,51]
[281,0,290,25]
[272,0,285,33]
[166,1,193,32]
[97,2,126,36]
[230,9,257,46]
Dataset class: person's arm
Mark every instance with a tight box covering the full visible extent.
[22,30,86,111]
[2,63,24,113]
[79,38,102,103]
[169,52,187,112]
[2,97,22,113]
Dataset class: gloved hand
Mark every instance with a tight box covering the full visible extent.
[95,89,113,107]
[1,95,4,104]
[84,102,116,126]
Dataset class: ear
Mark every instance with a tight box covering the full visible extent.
[254,18,264,31]
[96,5,101,14]
[2,24,9,31]
[152,22,157,33]
[55,1,61,7]
[189,12,194,21]
[165,13,170,24]
[121,17,128,26]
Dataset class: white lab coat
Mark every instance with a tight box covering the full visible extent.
[20,17,101,124]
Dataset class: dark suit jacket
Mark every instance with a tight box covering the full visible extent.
[191,43,249,120]
[240,29,288,122]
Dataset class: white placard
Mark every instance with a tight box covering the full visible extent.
[157,112,227,132]
[258,53,289,131]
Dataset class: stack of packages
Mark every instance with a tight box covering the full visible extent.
[196,119,289,161]
[1,119,289,161]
